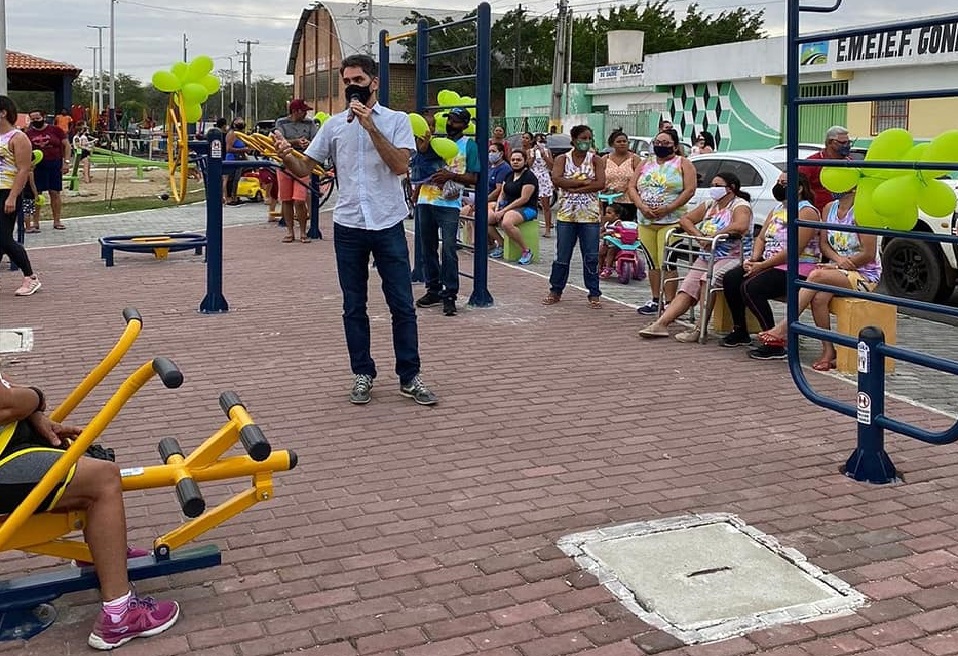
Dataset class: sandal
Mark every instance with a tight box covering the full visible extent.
[757,331,785,348]
[812,359,836,372]
[282,235,295,243]
[541,293,561,306]
[588,296,602,309]
[53,223,66,230]
[300,237,311,243]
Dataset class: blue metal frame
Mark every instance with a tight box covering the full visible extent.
[378,4,494,306]
[785,1,958,483]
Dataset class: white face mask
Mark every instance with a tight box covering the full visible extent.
[708,186,729,201]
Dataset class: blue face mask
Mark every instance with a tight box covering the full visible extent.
[489,152,502,164]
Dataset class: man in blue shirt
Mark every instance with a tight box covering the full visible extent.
[273,54,437,406]
[414,107,480,316]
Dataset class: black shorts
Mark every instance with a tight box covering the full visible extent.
[0,421,77,514]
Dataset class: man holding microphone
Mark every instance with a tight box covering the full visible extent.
[272,54,438,407]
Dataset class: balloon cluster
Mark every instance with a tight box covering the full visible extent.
[405,89,477,164]
[151,56,221,123]
[821,128,958,231]
[313,111,330,125]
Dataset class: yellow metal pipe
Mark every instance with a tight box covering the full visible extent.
[3,512,84,551]
[384,29,416,43]
[155,487,261,553]
[120,451,293,491]
[184,422,238,470]
[50,316,142,423]
[0,360,161,550]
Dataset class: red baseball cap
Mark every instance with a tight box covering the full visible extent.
[289,99,312,113]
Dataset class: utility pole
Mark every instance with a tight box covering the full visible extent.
[357,0,374,54]
[237,39,258,125]
[564,8,573,116]
[183,33,188,62]
[549,0,568,132]
[109,0,116,130]
[513,4,522,87]
[87,46,99,120]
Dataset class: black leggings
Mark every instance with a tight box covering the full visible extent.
[723,264,788,333]
[0,191,33,276]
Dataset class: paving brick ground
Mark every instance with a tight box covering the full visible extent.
[1,207,958,655]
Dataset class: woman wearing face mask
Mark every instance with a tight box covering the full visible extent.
[522,131,553,237]
[755,187,879,370]
[628,130,698,316]
[602,130,640,222]
[223,118,248,206]
[488,150,539,265]
[542,125,607,308]
[719,172,822,359]
[486,142,511,204]
[639,172,753,342]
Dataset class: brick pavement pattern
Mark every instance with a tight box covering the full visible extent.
[1,213,958,656]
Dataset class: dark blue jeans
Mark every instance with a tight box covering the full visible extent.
[417,203,460,300]
[549,221,601,298]
[334,221,421,385]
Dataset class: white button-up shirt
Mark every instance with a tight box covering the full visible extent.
[305,103,415,231]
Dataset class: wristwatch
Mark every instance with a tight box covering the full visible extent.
[28,386,46,413]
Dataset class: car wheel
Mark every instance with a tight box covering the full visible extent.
[882,237,949,303]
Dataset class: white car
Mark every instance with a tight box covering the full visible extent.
[688,149,958,303]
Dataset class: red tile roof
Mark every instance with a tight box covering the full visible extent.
[7,50,81,73]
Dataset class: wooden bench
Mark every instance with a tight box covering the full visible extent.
[710,291,897,373]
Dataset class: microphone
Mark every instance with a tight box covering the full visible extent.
[346,94,361,123]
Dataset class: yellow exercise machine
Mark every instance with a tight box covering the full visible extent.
[232,131,329,178]
[0,308,297,640]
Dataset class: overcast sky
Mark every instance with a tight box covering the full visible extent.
[7,0,958,84]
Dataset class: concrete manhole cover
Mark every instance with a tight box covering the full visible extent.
[558,513,865,644]
[0,328,33,354]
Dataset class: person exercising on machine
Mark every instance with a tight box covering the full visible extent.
[0,372,179,650]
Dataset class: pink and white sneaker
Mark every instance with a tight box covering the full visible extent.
[88,595,180,650]
[14,275,41,296]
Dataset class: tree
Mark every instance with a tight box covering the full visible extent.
[398,10,480,101]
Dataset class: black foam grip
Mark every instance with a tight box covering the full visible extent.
[288,450,298,470]
[239,425,271,462]
[152,358,184,388]
[175,478,205,518]
[158,437,183,463]
[122,308,142,324]
[219,391,244,417]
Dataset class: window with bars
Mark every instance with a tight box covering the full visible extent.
[871,99,908,135]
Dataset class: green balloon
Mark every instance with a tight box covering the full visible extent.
[409,112,429,138]
[31,149,43,166]
[918,178,957,217]
[430,136,459,162]
[182,82,208,106]
[201,74,220,95]
[436,89,460,107]
[853,177,886,228]
[152,70,181,93]
[434,114,447,136]
[820,166,860,193]
[184,103,203,123]
[873,175,920,218]
[187,55,215,82]
[865,128,913,180]
[927,129,958,164]
[171,61,189,82]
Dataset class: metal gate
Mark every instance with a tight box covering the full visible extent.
[798,81,847,143]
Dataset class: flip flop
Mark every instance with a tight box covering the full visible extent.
[541,293,561,306]
[757,331,785,347]
[588,296,602,309]
[300,237,311,243]
[53,224,67,230]
[812,359,836,372]
[282,235,295,243]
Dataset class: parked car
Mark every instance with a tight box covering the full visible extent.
[504,132,572,158]
[599,135,694,158]
[769,142,868,160]
[690,149,958,302]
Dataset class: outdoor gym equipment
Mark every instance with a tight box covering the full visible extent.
[784,1,958,483]
[0,308,297,640]
[378,3,494,307]
[98,232,207,267]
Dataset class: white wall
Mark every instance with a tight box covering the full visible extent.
[849,62,958,93]
[589,90,667,112]
[733,79,783,134]
[644,38,786,85]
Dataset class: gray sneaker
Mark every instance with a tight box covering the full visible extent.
[399,375,438,406]
[350,374,374,404]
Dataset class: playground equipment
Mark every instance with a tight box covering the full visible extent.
[784,1,958,483]
[0,308,297,640]
[98,233,207,267]
[378,3,494,306]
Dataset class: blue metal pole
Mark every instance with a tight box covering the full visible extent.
[843,326,897,483]
[410,19,430,284]
[307,173,322,240]
[469,3,493,307]
[785,0,801,367]
[199,132,229,313]
[378,30,390,107]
